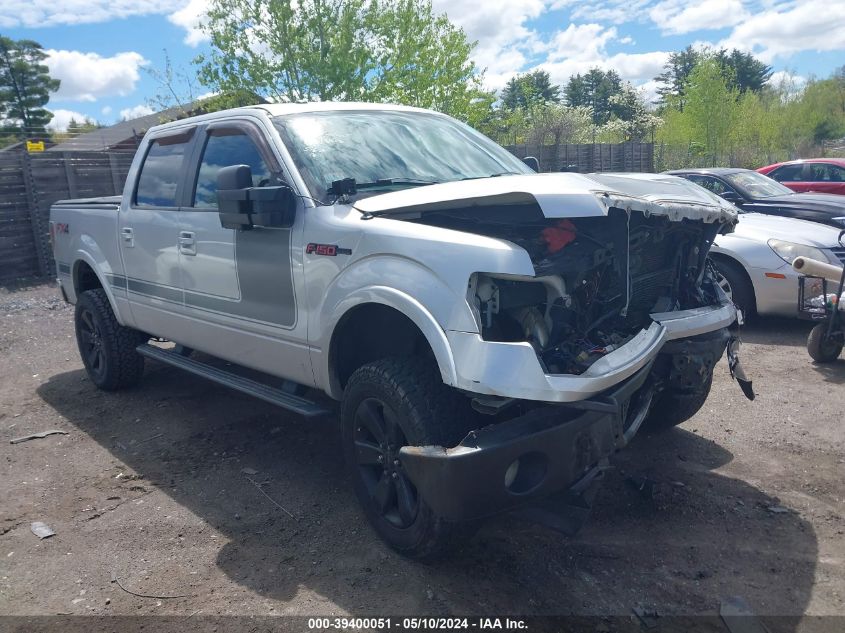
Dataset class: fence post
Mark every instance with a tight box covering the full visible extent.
[63,152,79,198]
[108,153,123,195]
[21,152,52,278]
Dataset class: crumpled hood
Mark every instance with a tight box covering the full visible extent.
[354,172,739,225]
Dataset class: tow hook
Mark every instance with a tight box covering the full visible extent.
[727,336,754,400]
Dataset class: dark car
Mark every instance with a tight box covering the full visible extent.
[666,168,845,228]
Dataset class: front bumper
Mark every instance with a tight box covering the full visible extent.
[399,360,656,521]
[446,299,736,402]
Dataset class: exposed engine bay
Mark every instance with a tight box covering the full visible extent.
[413,205,725,375]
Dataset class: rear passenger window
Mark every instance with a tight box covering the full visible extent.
[771,164,804,182]
[193,132,273,208]
[135,137,191,207]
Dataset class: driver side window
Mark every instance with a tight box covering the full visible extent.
[193,132,273,208]
[688,175,736,196]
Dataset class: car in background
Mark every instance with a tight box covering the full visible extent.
[616,172,845,320]
[709,213,845,320]
[758,158,845,196]
[667,167,845,228]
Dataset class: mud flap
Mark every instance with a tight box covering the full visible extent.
[727,336,755,401]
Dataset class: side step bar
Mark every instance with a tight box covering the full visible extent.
[137,344,331,418]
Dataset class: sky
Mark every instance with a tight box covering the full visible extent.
[1,0,844,132]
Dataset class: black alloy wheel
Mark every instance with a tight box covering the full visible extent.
[353,397,419,528]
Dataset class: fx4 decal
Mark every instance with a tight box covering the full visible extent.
[306,243,352,256]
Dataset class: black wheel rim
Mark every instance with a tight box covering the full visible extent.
[353,398,418,528]
[78,308,106,380]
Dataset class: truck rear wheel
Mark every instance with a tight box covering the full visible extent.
[641,371,713,432]
[74,288,146,390]
[341,357,478,559]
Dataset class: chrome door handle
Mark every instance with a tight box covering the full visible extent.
[121,227,134,247]
[178,231,197,256]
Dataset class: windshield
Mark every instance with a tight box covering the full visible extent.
[273,110,533,201]
[724,170,794,199]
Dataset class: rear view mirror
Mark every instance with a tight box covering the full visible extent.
[523,156,540,172]
[216,164,296,230]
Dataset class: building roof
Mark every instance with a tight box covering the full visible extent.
[47,103,202,152]
[48,95,267,152]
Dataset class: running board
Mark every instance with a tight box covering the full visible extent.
[137,344,331,417]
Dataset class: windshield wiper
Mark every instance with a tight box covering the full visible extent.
[461,172,523,181]
[353,178,439,190]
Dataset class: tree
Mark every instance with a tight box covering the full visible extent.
[0,36,60,140]
[501,70,560,110]
[654,46,702,109]
[564,68,623,125]
[714,48,772,94]
[602,83,662,142]
[195,0,488,122]
[655,46,772,108]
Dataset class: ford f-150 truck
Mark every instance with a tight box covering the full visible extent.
[51,102,750,558]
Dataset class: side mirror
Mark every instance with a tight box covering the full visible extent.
[216,164,296,230]
[523,156,540,172]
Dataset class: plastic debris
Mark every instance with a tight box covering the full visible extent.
[241,467,259,475]
[30,522,55,539]
[11,430,68,444]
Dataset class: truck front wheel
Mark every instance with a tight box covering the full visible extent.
[341,357,477,559]
[74,288,146,390]
[641,371,713,432]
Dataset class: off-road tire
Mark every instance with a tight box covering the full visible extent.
[74,288,146,390]
[341,357,478,559]
[641,371,714,432]
[713,258,756,323]
[807,323,843,363]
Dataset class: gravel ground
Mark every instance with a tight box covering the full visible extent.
[0,281,843,629]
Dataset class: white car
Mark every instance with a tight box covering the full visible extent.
[709,213,845,319]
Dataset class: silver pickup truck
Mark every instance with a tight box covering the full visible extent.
[50,102,749,558]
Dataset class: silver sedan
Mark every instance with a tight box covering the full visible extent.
[710,212,845,319]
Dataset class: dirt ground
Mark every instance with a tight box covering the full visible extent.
[1,281,843,629]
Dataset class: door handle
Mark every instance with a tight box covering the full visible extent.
[121,227,134,247]
[178,231,197,256]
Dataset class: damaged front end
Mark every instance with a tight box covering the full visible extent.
[462,208,726,377]
[369,174,752,528]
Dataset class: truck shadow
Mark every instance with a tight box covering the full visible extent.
[38,364,817,624]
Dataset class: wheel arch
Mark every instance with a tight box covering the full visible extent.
[71,255,124,324]
[709,252,758,316]
[323,292,458,400]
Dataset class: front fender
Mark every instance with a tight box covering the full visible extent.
[314,257,471,398]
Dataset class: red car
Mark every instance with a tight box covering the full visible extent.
[758,158,845,195]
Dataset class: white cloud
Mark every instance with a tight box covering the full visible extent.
[718,1,845,62]
[47,50,148,102]
[432,0,547,86]
[532,22,670,90]
[0,0,174,28]
[649,0,748,35]
[168,0,210,46]
[46,109,93,132]
[120,104,155,121]
[101,106,113,116]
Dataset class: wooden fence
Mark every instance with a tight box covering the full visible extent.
[0,151,134,282]
[505,142,654,173]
